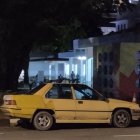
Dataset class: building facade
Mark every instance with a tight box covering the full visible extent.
[101,0,140,35]
[22,0,140,101]
[76,31,140,100]
[28,46,93,87]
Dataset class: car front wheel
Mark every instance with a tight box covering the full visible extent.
[112,109,131,128]
[33,111,53,131]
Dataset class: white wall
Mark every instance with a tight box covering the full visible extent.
[29,61,49,77]
[101,27,116,35]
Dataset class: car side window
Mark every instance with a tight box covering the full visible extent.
[46,86,59,99]
[46,84,73,99]
[73,84,98,100]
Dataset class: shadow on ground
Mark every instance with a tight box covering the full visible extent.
[53,121,140,130]
[53,123,111,130]
[16,120,140,131]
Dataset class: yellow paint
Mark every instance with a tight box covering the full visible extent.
[1,83,140,124]
[119,43,140,77]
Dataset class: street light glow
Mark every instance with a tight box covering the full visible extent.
[77,56,87,60]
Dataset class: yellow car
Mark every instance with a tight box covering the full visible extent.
[1,83,140,131]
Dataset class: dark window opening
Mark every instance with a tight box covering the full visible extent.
[103,52,108,62]
[109,65,113,74]
[109,52,114,61]
[98,53,102,62]
[103,78,108,88]
[121,24,123,30]
[97,77,102,88]
[124,24,126,30]
[109,79,113,88]
[118,25,120,31]
[98,65,102,74]
[104,65,108,75]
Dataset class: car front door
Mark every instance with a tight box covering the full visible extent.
[72,84,110,120]
[45,84,76,120]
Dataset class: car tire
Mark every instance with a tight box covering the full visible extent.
[112,109,131,128]
[33,111,53,131]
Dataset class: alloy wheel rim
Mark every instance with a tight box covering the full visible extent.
[116,112,129,126]
[37,114,50,128]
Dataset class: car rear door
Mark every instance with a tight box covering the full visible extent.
[45,84,76,120]
[72,84,110,120]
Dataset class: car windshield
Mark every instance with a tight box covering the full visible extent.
[27,83,46,94]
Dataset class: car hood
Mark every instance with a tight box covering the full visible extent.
[107,98,140,109]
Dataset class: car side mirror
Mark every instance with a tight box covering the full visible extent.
[99,96,109,102]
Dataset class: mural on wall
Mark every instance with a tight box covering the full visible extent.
[117,43,140,101]
[94,43,140,101]
[93,44,115,97]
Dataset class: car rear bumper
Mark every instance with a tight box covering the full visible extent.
[0,107,31,119]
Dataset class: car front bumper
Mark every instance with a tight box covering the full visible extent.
[131,109,140,120]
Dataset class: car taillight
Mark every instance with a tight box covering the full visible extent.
[5,100,16,105]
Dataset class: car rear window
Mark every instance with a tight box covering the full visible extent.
[28,83,46,94]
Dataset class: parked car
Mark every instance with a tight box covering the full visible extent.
[1,82,140,131]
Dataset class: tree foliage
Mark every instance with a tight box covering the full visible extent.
[0,0,134,90]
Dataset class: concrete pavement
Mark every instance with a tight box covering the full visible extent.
[1,124,140,140]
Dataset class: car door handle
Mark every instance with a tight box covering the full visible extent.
[78,101,83,104]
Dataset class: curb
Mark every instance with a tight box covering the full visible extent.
[10,119,19,126]
[0,118,19,127]
[0,112,19,127]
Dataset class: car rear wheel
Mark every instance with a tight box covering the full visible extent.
[112,109,131,128]
[33,111,53,131]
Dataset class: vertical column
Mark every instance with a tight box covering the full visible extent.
[80,60,83,83]
[91,58,93,87]
[85,58,88,85]
[45,61,49,80]
[93,46,97,80]
[49,64,51,80]
[86,58,92,86]
[69,58,73,77]
[55,62,58,79]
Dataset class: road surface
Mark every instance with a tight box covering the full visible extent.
[0,123,140,140]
